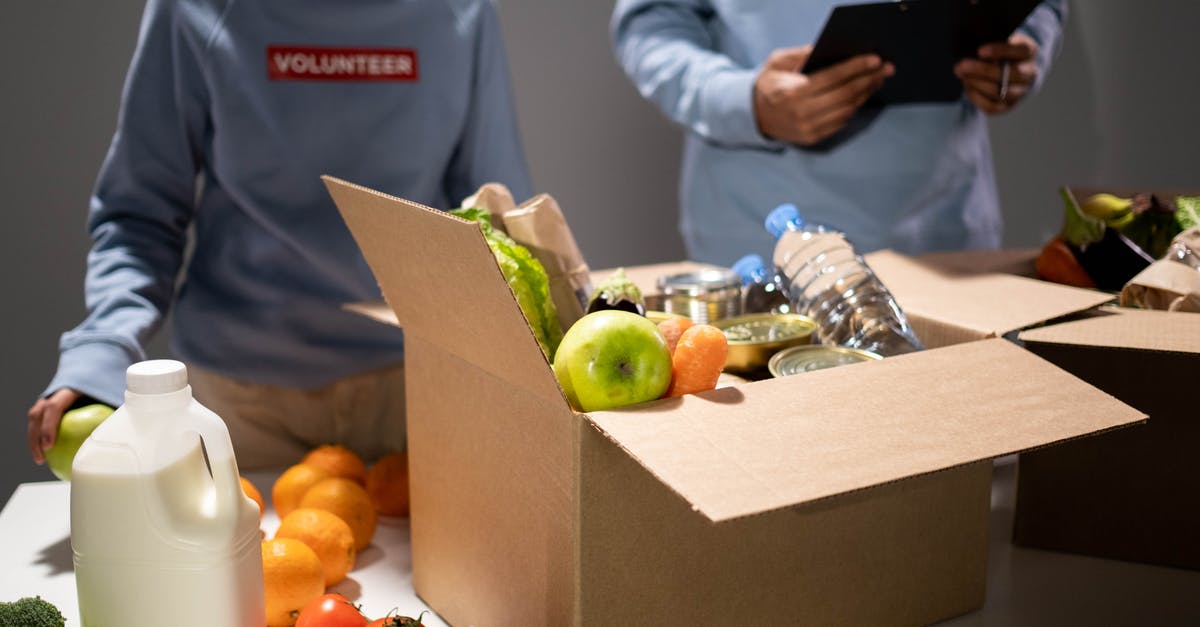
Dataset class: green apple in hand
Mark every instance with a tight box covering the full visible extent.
[553,310,672,412]
[45,403,114,481]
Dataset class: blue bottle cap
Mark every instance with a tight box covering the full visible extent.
[731,253,766,284]
[765,203,804,238]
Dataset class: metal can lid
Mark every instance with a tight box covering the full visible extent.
[645,310,689,325]
[713,313,816,345]
[768,344,882,377]
[656,268,741,297]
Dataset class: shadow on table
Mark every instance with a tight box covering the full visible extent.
[34,533,73,575]
[355,543,386,570]
[331,576,363,601]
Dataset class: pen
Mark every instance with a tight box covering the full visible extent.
[998,62,1010,101]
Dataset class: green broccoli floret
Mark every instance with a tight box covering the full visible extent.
[0,596,67,627]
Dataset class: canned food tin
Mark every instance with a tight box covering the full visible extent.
[712,313,817,373]
[768,344,882,377]
[655,269,742,324]
[645,310,688,325]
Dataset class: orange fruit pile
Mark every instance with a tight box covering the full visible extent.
[272,463,332,520]
[262,537,324,627]
[302,444,367,485]
[365,452,410,518]
[275,508,356,586]
[299,477,377,552]
[260,445,413,625]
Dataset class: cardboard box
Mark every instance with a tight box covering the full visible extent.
[864,248,1200,569]
[865,249,1115,348]
[1014,308,1200,569]
[324,177,1144,626]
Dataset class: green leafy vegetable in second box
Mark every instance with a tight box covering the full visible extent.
[1175,196,1200,232]
[451,207,562,361]
[1121,194,1183,260]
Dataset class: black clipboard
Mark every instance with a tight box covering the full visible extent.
[802,0,1043,104]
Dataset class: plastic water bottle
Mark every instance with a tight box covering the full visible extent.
[731,253,791,315]
[765,203,924,356]
[71,360,266,627]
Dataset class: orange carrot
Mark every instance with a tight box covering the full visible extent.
[657,316,695,355]
[665,324,728,398]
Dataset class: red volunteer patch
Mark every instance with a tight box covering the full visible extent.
[267,45,419,82]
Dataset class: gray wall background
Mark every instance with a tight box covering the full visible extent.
[3,2,1197,502]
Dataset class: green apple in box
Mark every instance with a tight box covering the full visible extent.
[553,310,671,412]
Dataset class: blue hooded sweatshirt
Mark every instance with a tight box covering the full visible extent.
[46,0,533,406]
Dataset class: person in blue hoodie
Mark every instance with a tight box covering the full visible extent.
[27,0,532,469]
[611,0,1066,265]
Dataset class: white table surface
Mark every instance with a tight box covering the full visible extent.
[3,460,1199,626]
[0,469,447,627]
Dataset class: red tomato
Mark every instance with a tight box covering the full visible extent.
[296,593,368,627]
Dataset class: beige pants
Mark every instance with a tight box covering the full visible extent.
[187,363,407,471]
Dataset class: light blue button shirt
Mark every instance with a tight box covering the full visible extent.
[612,0,1065,265]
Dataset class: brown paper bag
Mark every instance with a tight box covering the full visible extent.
[502,194,592,332]
[461,183,516,233]
[1120,227,1200,312]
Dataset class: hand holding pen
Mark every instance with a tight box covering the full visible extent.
[954,32,1040,115]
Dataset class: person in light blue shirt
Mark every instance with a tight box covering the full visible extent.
[28,0,532,469]
[611,0,1066,265]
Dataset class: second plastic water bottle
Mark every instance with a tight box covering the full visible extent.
[731,253,791,315]
[765,203,924,356]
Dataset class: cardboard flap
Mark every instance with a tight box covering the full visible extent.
[866,250,1114,337]
[324,176,564,403]
[1019,308,1200,354]
[584,338,1145,523]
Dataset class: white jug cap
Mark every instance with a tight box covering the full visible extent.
[126,360,188,394]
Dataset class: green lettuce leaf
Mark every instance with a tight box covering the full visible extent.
[451,207,562,360]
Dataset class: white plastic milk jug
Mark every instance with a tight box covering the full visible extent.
[71,360,265,627]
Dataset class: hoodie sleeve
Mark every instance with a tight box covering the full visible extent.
[611,0,776,150]
[1018,0,1068,95]
[441,0,534,207]
[44,0,209,406]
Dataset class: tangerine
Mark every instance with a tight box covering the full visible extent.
[272,464,332,520]
[365,452,410,518]
[275,508,357,586]
[299,477,378,551]
[302,445,368,485]
[261,537,325,627]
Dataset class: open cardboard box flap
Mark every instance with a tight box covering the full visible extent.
[1013,307,1200,571]
[865,250,1114,345]
[586,337,1144,522]
[324,176,563,403]
[325,175,1146,523]
[1019,307,1200,353]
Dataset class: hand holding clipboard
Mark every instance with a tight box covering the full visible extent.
[802,0,1043,106]
[754,45,896,146]
[954,33,1041,114]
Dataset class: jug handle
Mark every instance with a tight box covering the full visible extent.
[189,409,247,538]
